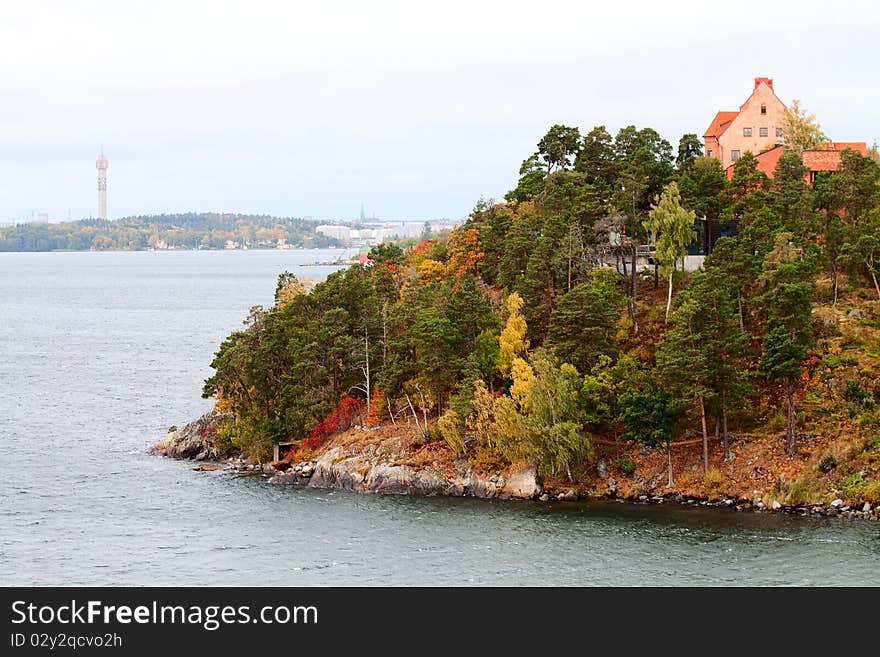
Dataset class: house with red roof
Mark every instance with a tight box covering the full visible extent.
[706,77,868,181]
[723,142,869,182]
[704,77,786,170]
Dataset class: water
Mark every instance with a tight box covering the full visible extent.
[1,250,878,586]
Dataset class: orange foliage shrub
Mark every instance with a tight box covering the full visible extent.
[364,389,386,427]
[447,227,484,277]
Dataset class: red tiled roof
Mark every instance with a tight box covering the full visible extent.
[703,111,739,138]
[724,142,870,179]
[723,145,783,179]
[802,150,845,172]
[827,142,868,155]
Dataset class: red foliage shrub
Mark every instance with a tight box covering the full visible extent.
[303,396,365,449]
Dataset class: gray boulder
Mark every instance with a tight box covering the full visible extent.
[499,463,543,500]
[151,411,230,460]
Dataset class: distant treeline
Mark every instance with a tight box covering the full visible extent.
[0,212,340,251]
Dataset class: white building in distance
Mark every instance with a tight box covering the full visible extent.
[96,149,109,220]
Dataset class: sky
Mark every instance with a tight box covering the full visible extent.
[1,0,878,223]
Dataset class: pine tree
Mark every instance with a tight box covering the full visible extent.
[546,283,619,373]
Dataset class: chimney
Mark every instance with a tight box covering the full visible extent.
[754,77,774,90]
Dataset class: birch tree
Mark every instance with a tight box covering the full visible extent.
[642,182,696,322]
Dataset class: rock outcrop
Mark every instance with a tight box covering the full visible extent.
[151,411,229,460]
[274,443,543,500]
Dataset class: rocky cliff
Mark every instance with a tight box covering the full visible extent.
[270,431,543,501]
[271,445,542,500]
[151,411,229,460]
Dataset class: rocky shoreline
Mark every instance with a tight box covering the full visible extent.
[152,412,880,521]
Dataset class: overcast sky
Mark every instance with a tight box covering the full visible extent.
[1,0,877,223]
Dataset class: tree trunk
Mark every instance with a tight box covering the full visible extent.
[785,378,796,456]
[665,271,674,323]
[721,388,730,461]
[699,391,709,474]
[870,265,880,301]
[382,304,388,364]
[654,261,659,290]
[364,324,371,415]
[831,264,838,309]
[417,387,429,433]
[666,442,674,487]
[405,394,424,435]
[567,229,573,292]
[631,245,637,302]
[387,398,397,427]
[737,290,744,332]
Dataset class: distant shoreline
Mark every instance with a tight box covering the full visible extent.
[0,246,352,254]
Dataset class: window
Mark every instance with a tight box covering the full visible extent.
[760,127,768,137]
[707,149,713,157]
[743,127,752,137]
[761,104,767,115]
[731,150,741,161]
[776,127,784,138]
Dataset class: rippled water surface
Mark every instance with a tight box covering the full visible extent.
[2,250,878,586]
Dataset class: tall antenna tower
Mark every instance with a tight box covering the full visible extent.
[96,147,109,220]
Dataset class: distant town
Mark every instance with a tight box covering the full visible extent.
[0,150,461,250]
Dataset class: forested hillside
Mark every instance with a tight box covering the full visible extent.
[203,123,880,506]
[0,212,337,251]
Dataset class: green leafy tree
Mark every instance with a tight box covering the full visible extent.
[642,181,697,321]
[520,352,592,480]
[618,380,678,487]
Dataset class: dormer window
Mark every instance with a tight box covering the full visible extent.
[761,104,767,115]
[743,127,752,137]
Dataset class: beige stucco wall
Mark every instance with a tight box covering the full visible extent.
[718,83,787,169]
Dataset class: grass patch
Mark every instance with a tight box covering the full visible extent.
[787,478,823,505]
[613,456,636,476]
[703,467,725,491]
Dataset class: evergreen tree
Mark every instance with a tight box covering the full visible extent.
[546,283,619,372]
[757,262,813,455]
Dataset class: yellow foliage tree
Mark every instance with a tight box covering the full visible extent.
[417,258,448,283]
[498,292,529,377]
[275,275,311,309]
[510,356,535,408]
[467,380,496,447]
[782,99,828,152]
